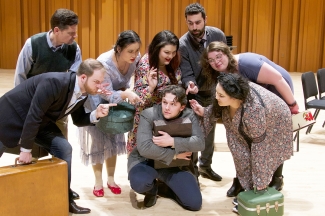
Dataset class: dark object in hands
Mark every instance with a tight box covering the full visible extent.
[153,117,192,169]
[97,102,135,134]
[153,117,192,137]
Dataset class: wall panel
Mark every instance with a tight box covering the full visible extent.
[0,0,324,72]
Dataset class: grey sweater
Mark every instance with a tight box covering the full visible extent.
[127,104,204,173]
[179,26,226,90]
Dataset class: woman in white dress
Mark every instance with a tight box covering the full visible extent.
[78,30,142,197]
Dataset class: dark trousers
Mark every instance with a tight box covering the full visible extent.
[0,141,5,157]
[190,93,216,169]
[35,130,73,200]
[129,161,202,211]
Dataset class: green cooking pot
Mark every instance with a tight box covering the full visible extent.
[96,102,136,134]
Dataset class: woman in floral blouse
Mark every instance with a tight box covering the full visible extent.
[190,73,293,213]
[201,41,298,197]
[127,30,182,153]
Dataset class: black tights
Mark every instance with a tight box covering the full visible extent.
[273,163,283,178]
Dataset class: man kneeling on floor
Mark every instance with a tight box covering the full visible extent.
[128,85,204,211]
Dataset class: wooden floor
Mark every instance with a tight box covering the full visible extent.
[0,69,324,216]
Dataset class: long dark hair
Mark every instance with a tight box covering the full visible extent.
[211,73,250,119]
[148,30,180,85]
[201,41,237,86]
[114,30,141,53]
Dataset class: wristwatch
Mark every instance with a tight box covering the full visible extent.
[287,100,297,107]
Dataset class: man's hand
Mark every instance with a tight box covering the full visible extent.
[152,131,174,147]
[176,152,192,160]
[186,81,198,95]
[96,103,117,119]
[19,151,32,163]
[189,99,204,116]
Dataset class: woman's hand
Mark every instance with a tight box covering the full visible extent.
[147,67,158,92]
[289,103,299,114]
[189,99,204,116]
[256,185,268,191]
[124,89,144,105]
[97,83,112,95]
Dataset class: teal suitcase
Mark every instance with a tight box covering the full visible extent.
[237,187,284,216]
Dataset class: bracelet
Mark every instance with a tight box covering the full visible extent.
[287,100,297,107]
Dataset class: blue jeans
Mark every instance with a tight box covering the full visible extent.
[129,161,202,211]
[35,130,73,200]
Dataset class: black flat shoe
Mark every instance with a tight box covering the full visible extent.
[269,175,284,191]
[69,200,91,214]
[232,204,238,214]
[143,181,158,208]
[227,177,244,197]
[232,198,238,205]
[198,167,222,181]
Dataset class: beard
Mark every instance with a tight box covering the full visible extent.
[189,25,205,39]
[84,78,97,95]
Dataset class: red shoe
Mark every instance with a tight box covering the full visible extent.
[93,187,104,197]
[107,183,121,194]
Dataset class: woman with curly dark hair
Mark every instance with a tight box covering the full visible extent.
[200,41,298,199]
[190,73,293,213]
[127,30,182,153]
[201,41,299,114]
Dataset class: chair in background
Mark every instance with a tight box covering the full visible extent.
[226,35,237,51]
[301,71,325,134]
[317,68,325,128]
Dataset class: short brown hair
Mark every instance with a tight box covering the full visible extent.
[162,85,187,106]
[50,9,79,31]
[77,59,106,76]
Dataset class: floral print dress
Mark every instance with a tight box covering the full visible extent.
[126,53,182,153]
[200,82,293,190]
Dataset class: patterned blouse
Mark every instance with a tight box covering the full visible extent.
[127,53,182,152]
[200,82,293,190]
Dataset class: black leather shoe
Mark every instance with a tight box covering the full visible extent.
[227,177,244,197]
[69,200,91,214]
[198,167,222,181]
[143,181,158,208]
[269,175,284,191]
[70,189,80,200]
